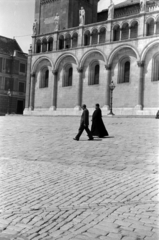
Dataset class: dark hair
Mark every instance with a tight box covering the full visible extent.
[96,103,100,107]
[82,104,86,108]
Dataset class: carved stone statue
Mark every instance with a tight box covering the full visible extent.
[79,7,85,26]
[108,0,114,20]
[54,13,59,31]
[140,0,146,12]
[33,19,37,35]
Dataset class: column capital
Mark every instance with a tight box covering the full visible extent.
[77,67,83,73]
[105,64,111,70]
[137,61,144,67]
[52,69,58,75]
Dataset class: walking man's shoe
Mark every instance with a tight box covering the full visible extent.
[73,138,79,141]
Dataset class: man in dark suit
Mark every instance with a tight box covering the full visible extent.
[73,104,94,141]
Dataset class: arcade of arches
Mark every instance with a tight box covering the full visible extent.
[25,43,159,115]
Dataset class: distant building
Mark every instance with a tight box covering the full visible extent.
[0,36,27,115]
[24,0,159,116]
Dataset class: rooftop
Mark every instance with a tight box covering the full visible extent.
[0,36,23,55]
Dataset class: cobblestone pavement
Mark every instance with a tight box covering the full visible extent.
[0,116,159,240]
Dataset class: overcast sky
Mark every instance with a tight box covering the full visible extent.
[0,0,124,53]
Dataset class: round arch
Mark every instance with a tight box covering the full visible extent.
[32,57,54,74]
[121,21,130,28]
[99,25,107,32]
[80,49,107,68]
[141,40,159,61]
[108,44,140,65]
[54,53,79,71]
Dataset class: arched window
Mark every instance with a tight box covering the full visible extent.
[113,25,120,41]
[84,31,90,46]
[124,61,130,83]
[118,57,130,83]
[42,38,47,52]
[36,40,41,53]
[59,35,64,50]
[146,19,155,36]
[121,23,129,40]
[88,61,100,85]
[72,33,78,48]
[152,54,159,81]
[48,37,53,51]
[39,68,49,88]
[99,27,106,43]
[92,29,98,45]
[65,34,71,49]
[130,21,138,39]
[63,65,73,87]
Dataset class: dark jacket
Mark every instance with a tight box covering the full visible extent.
[91,108,109,137]
[80,108,89,126]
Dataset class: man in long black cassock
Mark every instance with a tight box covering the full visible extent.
[91,103,109,138]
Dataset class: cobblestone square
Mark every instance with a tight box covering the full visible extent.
[0,116,158,240]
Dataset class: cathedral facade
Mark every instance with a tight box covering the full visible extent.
[24,0,159,116]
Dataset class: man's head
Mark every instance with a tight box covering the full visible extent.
[95,103,100,109]
[82,104,86,110]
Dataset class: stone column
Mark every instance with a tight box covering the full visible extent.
[90,34,92,46]
[145,22,148,36]
[30,73,35,111]
[103,64,111,110]
[40,42,43,53]
[64,39,66,49]
[50,70,58,110]
[128,26,131,39]
[24,49,32,110]
[119,28,122,40]
[46,40,49,52]
[136,61,144,110]
[154,21,157,35]
[97,32,100,44]
[75,67,83,110]
[71,37,73,48]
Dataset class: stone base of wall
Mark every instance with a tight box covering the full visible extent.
[23,107,158,116]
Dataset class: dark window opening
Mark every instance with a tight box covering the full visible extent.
[20,63,26,73]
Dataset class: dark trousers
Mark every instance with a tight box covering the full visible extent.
[76,124,93,140]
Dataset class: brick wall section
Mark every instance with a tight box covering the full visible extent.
[35,0,98,34]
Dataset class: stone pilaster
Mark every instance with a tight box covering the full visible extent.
[50,70,58,110]
[106,22,112,42]
[30,73,35,111]
[24,50,32,110]
[103,64,111,110]
[154,21,157,35]
[136,61,144,110]
[78,27,84,47]
[75,67,83,110]
[53,33,58,51]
